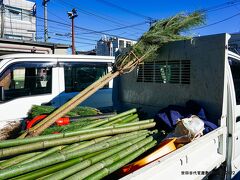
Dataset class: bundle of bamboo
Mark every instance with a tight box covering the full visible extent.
[0,109,158,179]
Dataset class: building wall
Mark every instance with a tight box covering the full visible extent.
[96,39,110,56]
[96,37,136,56]
[0,39,69,55]
[0,0,36,41]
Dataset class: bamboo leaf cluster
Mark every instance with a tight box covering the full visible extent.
[114,11,205,69]
[28,105,101,119]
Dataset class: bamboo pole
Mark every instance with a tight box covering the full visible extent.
[66,137,156,180]
[116,114,139,124]
[60,136,110,153]
[0,152,40,170]
[100,115,132,127]
[86,140,157,180]
[0,132,148,179]
[79,109,137,130]
[17,145,66,165]
[10,151,104,180]
[45,135,148,180]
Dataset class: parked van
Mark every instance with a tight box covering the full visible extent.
[0,54,114,121]
[113,33,240,179]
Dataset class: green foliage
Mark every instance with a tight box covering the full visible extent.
[114,11,205,69]
[28,105,100,119]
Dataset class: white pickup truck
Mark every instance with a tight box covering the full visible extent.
[0,33,240,179]
[113,33,240,179]
[0,54,114,121]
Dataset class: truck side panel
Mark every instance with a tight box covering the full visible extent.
[117,34,229,179]
[114,34,227,124]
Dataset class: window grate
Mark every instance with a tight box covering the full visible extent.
[137,60,191,84]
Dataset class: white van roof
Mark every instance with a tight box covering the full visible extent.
[0,53,115,62]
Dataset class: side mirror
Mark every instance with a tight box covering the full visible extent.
[0,86,5,101]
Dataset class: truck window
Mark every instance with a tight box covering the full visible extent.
[64,63,108,92]
[0,63,52,101]
[229,58,240,104]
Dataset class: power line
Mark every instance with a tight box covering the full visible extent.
[202,0,240,13]
[82,22,147,34]
[55,0,146,33]
[33,13,139,39]
[51,37,96,45]
[37,29,98,42]
[194,12,240,30]
[95,0,155,22]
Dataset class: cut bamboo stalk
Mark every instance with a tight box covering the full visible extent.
[100,115,132,127]
[69,112,117,121]
[0,134,63,149]
[62,130,149,154]
[0,132,147,179]
[10,151,103,180]
[45,135,148,180]
[64,122,152,137]
[66,136,155,180]
[60,136,110,153]
[80,111,136,130]
[18,145,66,165]
[0,152,40,170]
[117,114,139,124]
[86,140,157,180]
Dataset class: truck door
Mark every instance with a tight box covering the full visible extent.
[0,61,59,121]
[227,55,240,178]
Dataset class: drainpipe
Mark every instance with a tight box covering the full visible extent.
[1,4,5,38]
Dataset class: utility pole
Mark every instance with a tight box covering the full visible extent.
[67,8,78,55]
[43,0,50,42]
[148,18,157,28]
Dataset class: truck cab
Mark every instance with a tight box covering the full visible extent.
[114,33,240,179]
[0,54,114,121]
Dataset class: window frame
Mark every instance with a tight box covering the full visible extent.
[62,62,110,93]
[0,62,55,103]
[5,5,32,22]
[229,57,240,105]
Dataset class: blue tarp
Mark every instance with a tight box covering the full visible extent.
[154,100,218,134]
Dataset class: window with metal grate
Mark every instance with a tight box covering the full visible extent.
[136,60,191,84]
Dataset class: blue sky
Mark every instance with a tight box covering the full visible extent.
[33,0,240,51]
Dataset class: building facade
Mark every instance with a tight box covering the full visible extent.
[96,36,136,56]
[0,0,36,41]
